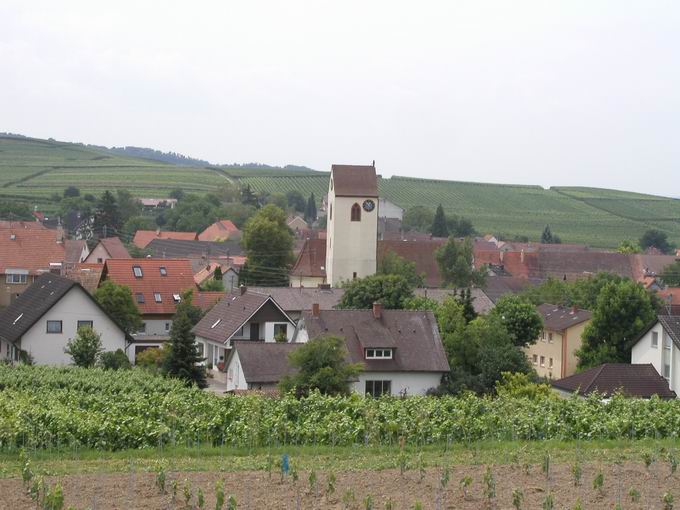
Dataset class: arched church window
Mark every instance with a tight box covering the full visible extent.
[351,203,361,222]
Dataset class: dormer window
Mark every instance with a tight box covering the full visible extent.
[154,292,162,303]
[160,266,167,276]
[365,348,393,359]
[173,293,181,303]
[132,266,143,278]
[351,203,361,222]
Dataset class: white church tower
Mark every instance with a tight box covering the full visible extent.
[325,164,379,286]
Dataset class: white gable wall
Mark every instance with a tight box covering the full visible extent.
[225,349,248,391]
[631,322,680,395]
[18,286,128,365]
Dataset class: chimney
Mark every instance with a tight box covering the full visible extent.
[372,302,383,319]
[240,284,247,296]
[571,305,577,315]
[56,225,64,244]
[520,249,525,263]
[156,227,161,235]
[312,303,320,317]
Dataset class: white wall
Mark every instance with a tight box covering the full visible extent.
[19,287,127,365]
[351,371,442,396]
[84,243,110,263]
[290,276,326,288]
[263,322,295,342]
[632,322,679,395]
[378,198,404,220]
[225,349,248,391]
[139,318,172,337]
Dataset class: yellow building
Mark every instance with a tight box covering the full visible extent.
[525,304,592,380]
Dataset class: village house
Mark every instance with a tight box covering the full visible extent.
[101,258,198,359]
[198,220,241,242]
[144,238,245,274]
[64,263,104,294]
[293,303,450,396]
[0,274,130,365]
[132,229,198,249]
[224,341,301,392]
[193,262,239,291]
[631,314,680,394]
[286,215,308,233]
[0,222,73,307]
[551,363,675,399]
[84,237,130,263]
[138,198,178,210]
[192,288,296,379]
[525,304,592,380]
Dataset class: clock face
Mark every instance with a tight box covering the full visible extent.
[362,199,376,212]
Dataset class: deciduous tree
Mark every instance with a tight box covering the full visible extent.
[64,326,103,368]
[338,274,414,309]
[489,295,543,348]
[93,281,143,334]
[279,336,363,396]
[435,237,486,288]
[378,250,425,287]
[640,229,673,254]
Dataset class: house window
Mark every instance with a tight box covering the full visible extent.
[353,272,357,280]
[652,331,658,348]
[165,322,170,331]
[132,266,143,278]
[329,204,332,221]
[274,324,288,339]
[365,348,393,359]
[77,320,93,330]
[154,292,162,303]
[211,319,222,329]
[173,293,181,303]
[532,354,538,365]
[5,274,27,284]
[663,335,672,380]
[46,320,63,334]
[365,380,391,397]
[136,293,145,304]
[540,355,545,367]
[137,323,146,333]
[541,331,546,341]
[197,342,204,356]
[548,333,553,343]
[549,357,553,369]
[97,257,103,263]
[351,203,361,221]
[160,266,167,276]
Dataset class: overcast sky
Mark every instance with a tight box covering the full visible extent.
[1,1,679,195]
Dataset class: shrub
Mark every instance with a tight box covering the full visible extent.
[100,349,131,370]
[64,327,103,367]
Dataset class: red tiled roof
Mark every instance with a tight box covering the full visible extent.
[64,263,104,294]
[377,240,446,287]
[132,230,198,248]
[98,237,130,259]
[194,291,226,311]
[198,220,241,241]
[537,303,592,331]
[0,224,65,275]
[290,238,327,278]
[102,258,197,315]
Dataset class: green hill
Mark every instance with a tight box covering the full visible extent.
[1,135,679,248]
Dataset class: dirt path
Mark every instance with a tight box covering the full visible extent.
[2,463,676,509]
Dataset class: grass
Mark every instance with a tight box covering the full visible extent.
[1,438,676,478]
[2,135,680,248]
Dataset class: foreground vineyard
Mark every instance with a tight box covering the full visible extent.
[1,366,680,452]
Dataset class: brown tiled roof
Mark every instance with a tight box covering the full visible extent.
[145,239,244,258]
[331,165,378,197]
[301,309,449,373]
[377,239,446,287]
[414,288,495,315]
[198,220,241,241]
[192,290,293,344]
[290,238,327,278]
[630,254,678,280]
[64,239,87,264]
[0,224,66,275]
[537,303,592,331]
[552,363,676,399]
[481,276,544,303]
[98,237,131,259]
[249,286,344,313]
[102,259,197,315]
[0,274,132,344]
[132,230,198,248]
[64,263,104,294]
[227,341,301,383]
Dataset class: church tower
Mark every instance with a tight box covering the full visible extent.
[325,164,379,286]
